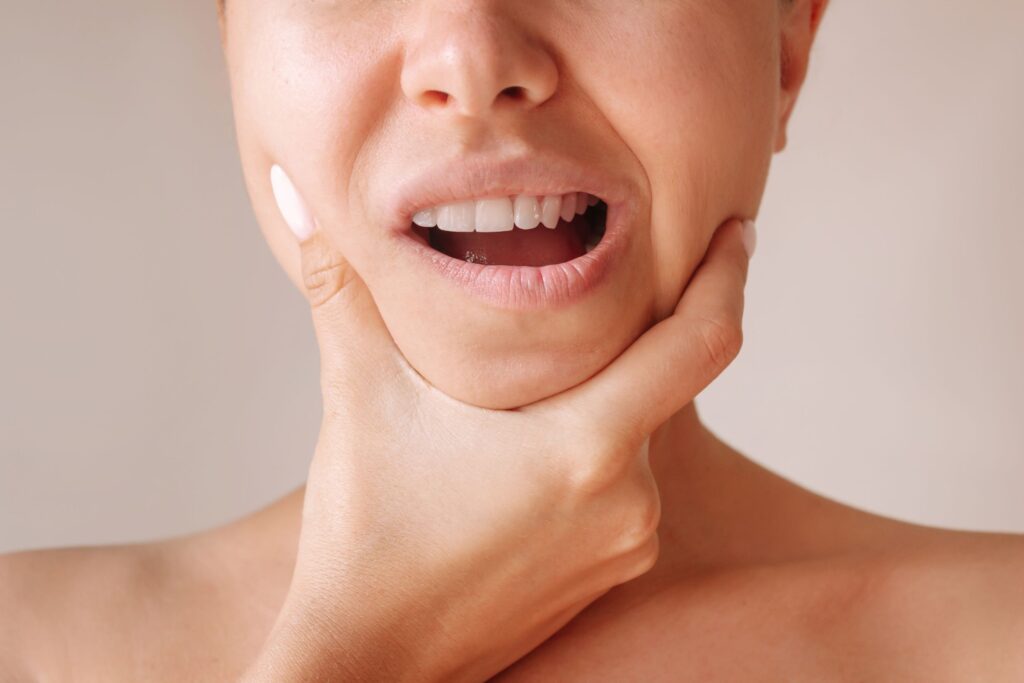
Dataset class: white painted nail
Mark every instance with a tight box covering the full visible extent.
[742,219,757,259]
[270,165,315,241]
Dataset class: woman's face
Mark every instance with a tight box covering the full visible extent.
[223,1,793,409]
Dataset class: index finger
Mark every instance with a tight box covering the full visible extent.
[270,164,405,390]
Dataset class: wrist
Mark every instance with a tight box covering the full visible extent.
[243,588,440,682]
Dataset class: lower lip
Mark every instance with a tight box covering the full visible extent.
[392,203,631,310]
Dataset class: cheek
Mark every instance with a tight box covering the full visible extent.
[570,5,779,317]
[227,5,402,270]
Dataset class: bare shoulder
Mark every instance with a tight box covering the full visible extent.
[0,535,270,682]
[846,529,1024,679]
[756,527,1024,681]
[0,543,175,680]
[495,527,1024,682]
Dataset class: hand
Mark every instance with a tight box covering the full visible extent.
[246,166,754,682]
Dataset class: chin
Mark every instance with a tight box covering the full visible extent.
[399,339,622,410]
[439,361,596,409]
[380,297,653,409]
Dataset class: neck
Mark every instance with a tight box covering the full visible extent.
[649,401,716,480]
[643,401,736,575]
[215,399,775,595]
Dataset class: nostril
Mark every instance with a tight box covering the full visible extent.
[499,86,527,102]
[416,86,533,114]
[421,90,451,107]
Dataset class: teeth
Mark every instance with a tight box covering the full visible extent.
[437,201,475,232]
[514,195,541,230]
[560,193,577,222]
[476,197,514,232]
[412,208,437,228]
[575,193,588,215]
[541,195,561,229]
[418,193,600,232]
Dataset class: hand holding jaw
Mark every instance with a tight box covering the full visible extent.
[245,165,753,682]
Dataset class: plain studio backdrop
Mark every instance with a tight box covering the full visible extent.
[1,1,1022,553]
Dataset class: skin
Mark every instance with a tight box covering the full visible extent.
[2,0,1023,680]
[226,0,779,408]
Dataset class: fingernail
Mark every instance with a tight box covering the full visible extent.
[741,219,757,259]
[270,164,315,241]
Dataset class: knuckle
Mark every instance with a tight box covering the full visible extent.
[620,490,662,553]
[619,533,661,583]
[561,423,652,502]
[696,314,744,371]
[564,431,631,496]
[626,536,659,581]
[592,473,662,562]
[301,239,355,308]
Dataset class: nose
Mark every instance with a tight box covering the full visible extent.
[400,3,559,118]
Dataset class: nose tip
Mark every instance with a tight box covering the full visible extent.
[401,12,559,118]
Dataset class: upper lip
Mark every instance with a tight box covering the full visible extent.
[388,151,633,230]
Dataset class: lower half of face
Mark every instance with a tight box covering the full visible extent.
[228,1,780,409]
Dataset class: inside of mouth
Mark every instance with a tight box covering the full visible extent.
[411,199,608,267]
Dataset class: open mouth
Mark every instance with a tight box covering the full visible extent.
[409,193,608,267]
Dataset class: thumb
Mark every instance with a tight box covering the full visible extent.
[270,164,400,388]
[531,217,752,442]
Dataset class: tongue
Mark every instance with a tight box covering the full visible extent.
[430,214,590,266]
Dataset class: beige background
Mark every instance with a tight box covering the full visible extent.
[1,1,1022,553]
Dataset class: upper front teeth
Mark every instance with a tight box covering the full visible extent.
[413,193,596,232]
